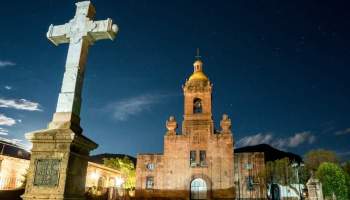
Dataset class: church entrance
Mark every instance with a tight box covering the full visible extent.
[270,183,281,200]
[190,178,207,200]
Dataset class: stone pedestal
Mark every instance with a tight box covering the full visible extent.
[306,175,323,200]
[22,121,97,200]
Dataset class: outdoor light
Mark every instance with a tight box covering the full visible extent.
[0,177,4,190]
[115,177,124,187]
[90,171,100,180]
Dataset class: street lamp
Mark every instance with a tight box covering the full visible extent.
[292,162,305,200]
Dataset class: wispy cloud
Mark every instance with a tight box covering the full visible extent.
[0,60,16,68]
[0,127,9,135]
[336,151,350,161]
[108,94,168,121]
[236,132,274,147]
[0,114,16,126]
[4,85,12,90]
[0,98,42,111]
[337,151,350,156]
[334,128,350,136]
[236,131,315,149]
[275,131,315,148]
[0,136,28,150]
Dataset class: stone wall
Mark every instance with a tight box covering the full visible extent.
[136,131,235,200]
[0,155,30,189]
[234,152,266,199]
[86,162,121,188]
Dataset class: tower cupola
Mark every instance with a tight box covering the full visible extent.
[188,49,208,81]
[189,59,208,81]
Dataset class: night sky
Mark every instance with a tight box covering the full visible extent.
[0,0,349,159]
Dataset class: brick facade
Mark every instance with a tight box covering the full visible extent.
[234,152,266,199]
[136,59,244,200]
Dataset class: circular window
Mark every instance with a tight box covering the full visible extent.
[146,163,155,171]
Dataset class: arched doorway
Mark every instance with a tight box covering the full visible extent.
[190,178,207,200]
[270,183,280,200]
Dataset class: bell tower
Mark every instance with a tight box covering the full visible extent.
[182,55,214,135]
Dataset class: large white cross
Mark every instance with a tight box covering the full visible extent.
[47,1,118,119]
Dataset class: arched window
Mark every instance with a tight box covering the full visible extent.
[193,98,202,114]
[191,178,207,199]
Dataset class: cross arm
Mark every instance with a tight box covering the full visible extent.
[47,24,69,46]
[90,18,118,42]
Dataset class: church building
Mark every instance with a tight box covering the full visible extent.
[136,57,266,200]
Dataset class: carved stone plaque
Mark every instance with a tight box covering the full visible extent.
[33,159,60,186]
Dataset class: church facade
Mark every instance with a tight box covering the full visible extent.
[136,58,266,200]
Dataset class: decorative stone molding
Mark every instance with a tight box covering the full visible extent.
[166,116,177,135]
[220,114,232,134]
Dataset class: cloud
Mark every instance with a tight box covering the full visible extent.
[236,131,315,149]
[336,151,350,161]
[334,128,350,136]
[236,132,274,147]
[337,151,350,156]
[0,136,28,150]
[275,131,315,148]
[0,114,16,126]
[4,85,12,90]
[0,60,15,67]
[0,127,9,135]
[11,138,23,143]
[0,98,42,111]
[108,94,167,121]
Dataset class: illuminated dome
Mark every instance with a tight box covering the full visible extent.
[188,59,208,81]
[189,71,208,81]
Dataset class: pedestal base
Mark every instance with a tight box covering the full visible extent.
[21,127,98,200]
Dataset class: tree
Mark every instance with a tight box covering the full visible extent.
[263,157,296,185]
[341,161,350,199]
[103,156,136,190]
[342,161,350,176]
[345,172,350,200]
[316,162,348,200]
[298,165,309,185]
[304,149,339,172]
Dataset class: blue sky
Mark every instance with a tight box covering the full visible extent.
[0,0,349,159]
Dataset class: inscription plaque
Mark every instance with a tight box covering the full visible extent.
[33,159,60,186]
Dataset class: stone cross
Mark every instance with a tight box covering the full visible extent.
[47,1,118,124]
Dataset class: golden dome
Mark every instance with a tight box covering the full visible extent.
[188,59,209,81]
[189,71,208,81]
